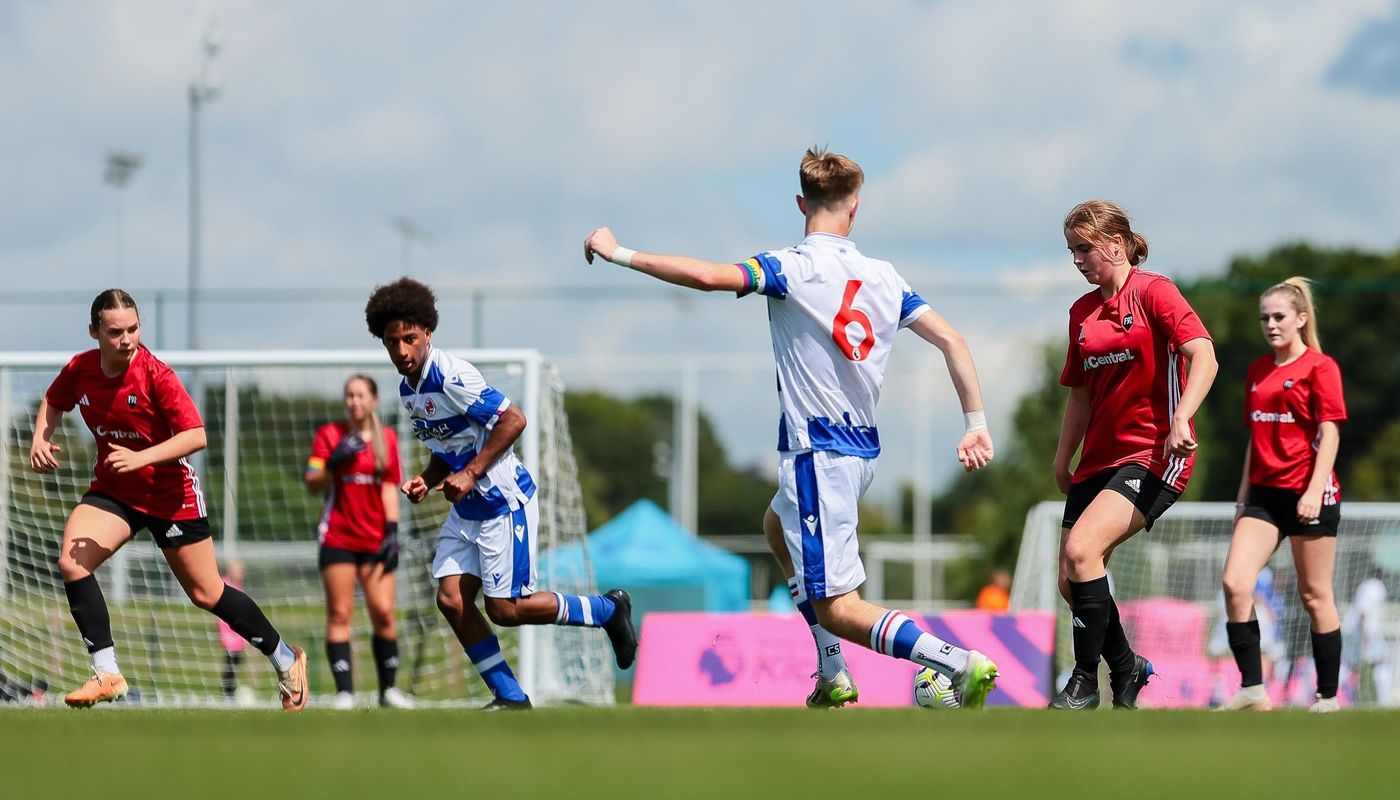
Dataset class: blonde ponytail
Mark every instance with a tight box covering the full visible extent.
[1264,277,1322,352]
[346,373,389,477]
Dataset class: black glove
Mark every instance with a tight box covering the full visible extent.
[325,432,367,472]
[377,522,400,571]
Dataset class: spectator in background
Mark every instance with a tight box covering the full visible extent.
[975,569,1012,612]
[1342,567,1392,706]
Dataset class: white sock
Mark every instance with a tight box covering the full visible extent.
[812,624,847,680]
[787,578,848,679]
[92,646,120,675]
[910,632,969,677]
[269,639,297,674]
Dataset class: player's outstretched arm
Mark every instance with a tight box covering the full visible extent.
[583,227,748,293]
[28,398,64,473]
[438,405,528,504]
[106,426,208,474]
[906,310,994,472]
[1162,337,1217,459]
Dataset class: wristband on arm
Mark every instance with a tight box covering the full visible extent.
[963,411,988,433]
[610,247,637,268]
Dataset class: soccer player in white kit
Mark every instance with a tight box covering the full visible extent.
[583,148,1000,707]
[365,278,638,709]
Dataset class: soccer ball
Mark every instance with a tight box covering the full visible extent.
[914,667,959,709]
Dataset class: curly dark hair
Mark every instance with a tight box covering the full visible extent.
[365,277,439,337]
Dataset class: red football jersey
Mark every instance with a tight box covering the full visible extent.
[309,422,401,552]
[45,347,207,520]
[1244,349,1346,498]
[1060,269,1211,490]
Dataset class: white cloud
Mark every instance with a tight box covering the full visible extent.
[4,0,1399,501]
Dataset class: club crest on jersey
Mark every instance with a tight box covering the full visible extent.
[1121,313,1134,331]
[424,398,436,415]
[1283,379,1295,390]
[127,394,138,407]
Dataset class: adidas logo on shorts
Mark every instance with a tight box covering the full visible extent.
[1072,617,1087,629]
[1125,478,1141,494]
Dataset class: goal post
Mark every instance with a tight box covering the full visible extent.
[0,349,613,707]
[1011,499,1400,707]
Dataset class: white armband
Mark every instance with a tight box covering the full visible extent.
[610,247,637,268]
[963,410,988,433]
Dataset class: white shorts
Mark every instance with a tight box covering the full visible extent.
[770,450,876,601]
[431,494,538,599]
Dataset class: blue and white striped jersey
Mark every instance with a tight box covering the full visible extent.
[399,347,536,520]
[735,232,930,457]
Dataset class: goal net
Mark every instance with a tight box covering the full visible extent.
[0,349,613,708]
[1011,500,1400,707]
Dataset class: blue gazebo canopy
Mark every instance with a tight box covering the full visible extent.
[542,499,749,612]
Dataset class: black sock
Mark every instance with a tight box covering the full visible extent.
[372,636,399,694]
[326,640,353,694]
[1226,619,1263,688]
[64,575,114,653]
[1068,576,1112,686]
[1102,596,1136,678]
[209,586,281,656]
[221,651,243,698]
[1312,628,1342,699]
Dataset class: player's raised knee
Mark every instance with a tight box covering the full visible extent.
[56,553,90,582]
[185,583,223,611]
[484,598,522,627]
[435,586,463,618]
[1060,536,1101,574]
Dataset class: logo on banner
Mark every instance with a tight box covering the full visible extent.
[697,634,742,686]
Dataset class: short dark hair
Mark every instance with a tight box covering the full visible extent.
[365,277,439,338]
[90,288,138,328]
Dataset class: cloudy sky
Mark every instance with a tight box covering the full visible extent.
[4,1,1399,503]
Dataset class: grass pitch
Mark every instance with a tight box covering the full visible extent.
[2,706,1397,799]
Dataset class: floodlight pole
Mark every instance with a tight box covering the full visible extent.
[188,30,221,350]
[391,216,430,276]
[104,151,142,285]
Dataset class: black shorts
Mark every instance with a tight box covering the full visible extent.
[81,492,212,549]
[1062,463,1182,532]
[318,545,393,572]
[1240,484,1341,537]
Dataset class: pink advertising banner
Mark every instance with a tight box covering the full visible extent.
[632,611,1055,707]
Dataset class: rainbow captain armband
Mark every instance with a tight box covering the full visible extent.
[735,258,762,295]
[306,456,327,474]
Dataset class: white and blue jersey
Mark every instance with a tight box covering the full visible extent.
[736,232,929,457]
[739,233,929,599]
[399,346,536,521]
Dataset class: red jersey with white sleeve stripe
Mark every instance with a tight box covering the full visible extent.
[1059,269,1211,491]
[44,347,207,520]
[308,422,401,552]
[1244,349,1346,498]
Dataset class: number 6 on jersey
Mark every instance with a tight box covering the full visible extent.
[832,280,874,361]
